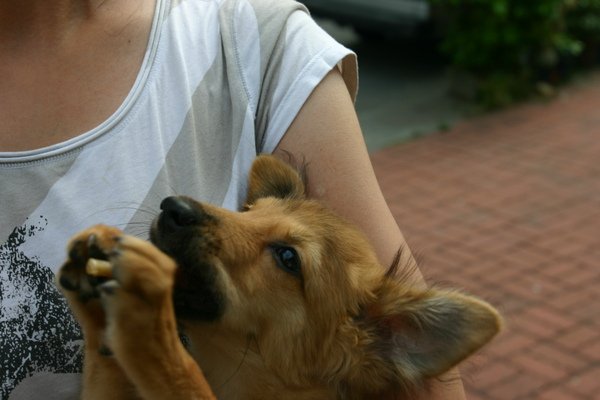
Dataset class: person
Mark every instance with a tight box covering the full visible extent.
[0,0,466,398]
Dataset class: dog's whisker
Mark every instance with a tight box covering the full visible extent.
[130,232,150,240]
[130,209,159,218]
[216,335,253,391]
[79,203,158,226]
[124,225,153,240]
[125,220,154,227]
[112,206,159,218]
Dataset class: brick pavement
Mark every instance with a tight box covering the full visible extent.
[370,74,600,399]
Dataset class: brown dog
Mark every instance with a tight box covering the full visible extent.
[58,155,501,399]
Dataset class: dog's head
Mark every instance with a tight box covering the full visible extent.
[150,155,501,396]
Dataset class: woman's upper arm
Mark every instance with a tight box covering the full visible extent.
[273,67,467,400]
[273,68,421,285]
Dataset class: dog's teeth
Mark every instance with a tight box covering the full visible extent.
[86,258,113,278]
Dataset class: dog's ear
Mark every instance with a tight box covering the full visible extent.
[246,155,306,205]
[359,284,502,392]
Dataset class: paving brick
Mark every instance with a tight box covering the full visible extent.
[511,313,566,341]
[583,338,600,360]
[562,265,600,288]
[520,306,578,332]
[460,392,486,400]
[566,367,600,396]
[539,261,582,281]
[525,343,588,372]
[537,385,587,400]
[512,352,570,381]
[464,259,520,282]
[548,289,598,314]
[556,326,600,352]
[485,331,536,358]
[371,72,600,400]
[464,360,519,388]
[487,372,546,399]
[500,277,562,306]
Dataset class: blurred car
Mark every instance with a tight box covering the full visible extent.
[300,0,430,36]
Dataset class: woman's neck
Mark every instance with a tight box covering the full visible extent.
[0,0,97,49]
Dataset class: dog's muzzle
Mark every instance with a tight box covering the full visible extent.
[150,196,226,321]
[159,196,203,230]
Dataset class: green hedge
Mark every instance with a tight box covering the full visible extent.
[434,0,600,108]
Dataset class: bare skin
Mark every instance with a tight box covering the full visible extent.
[0,0,155,150]
[0,1,467,398]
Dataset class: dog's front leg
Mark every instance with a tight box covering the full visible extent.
[58,226,137,400]
[77,225,216,400]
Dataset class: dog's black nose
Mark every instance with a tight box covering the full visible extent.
[160,196,200,228]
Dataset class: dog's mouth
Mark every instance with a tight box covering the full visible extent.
[150,196,226,321]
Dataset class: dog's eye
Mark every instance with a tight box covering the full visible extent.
[270,245,301,277]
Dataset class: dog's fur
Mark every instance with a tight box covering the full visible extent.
[58,155,501,399]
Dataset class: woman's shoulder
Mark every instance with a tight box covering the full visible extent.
[217,0,307,27]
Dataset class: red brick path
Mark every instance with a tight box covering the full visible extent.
[371,75,600,400]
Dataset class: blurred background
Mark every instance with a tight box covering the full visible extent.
[302,0,600,150]
[301,1,600,399]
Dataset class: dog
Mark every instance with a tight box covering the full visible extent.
[58,155,501,399]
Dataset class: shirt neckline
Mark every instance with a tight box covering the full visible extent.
[0,0,167,165]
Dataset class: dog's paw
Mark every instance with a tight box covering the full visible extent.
[97,233,177,304]
[57,225,124,337]
[59,225,123,299]
[58,225,179,353]
[59,224,176,298]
